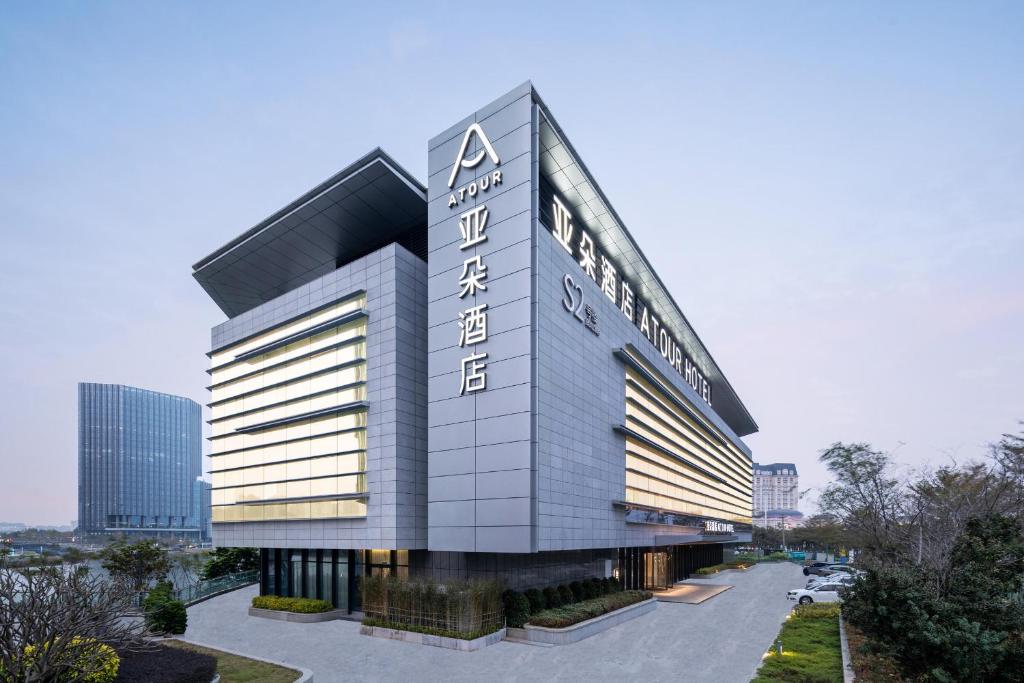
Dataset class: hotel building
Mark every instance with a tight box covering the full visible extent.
[192,83,757,609]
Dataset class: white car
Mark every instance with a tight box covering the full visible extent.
[788,582,845,604]
[806,573,857,589]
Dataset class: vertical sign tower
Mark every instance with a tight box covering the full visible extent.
[426,83,537,553]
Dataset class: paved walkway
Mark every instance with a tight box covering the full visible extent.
[654,582,732,604]
[183,562,804,683]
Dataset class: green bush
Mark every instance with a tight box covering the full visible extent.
[606,577,621,593]
[143,581,187,634]
[568,581,584,602]
[528,590,652,628]
[584,578,601,598]
[501,590,531,628]
[557,584,574,605]
[251,595,334,613]
[843,515,1024,683]
[523,588,546,614]
[542,586,562,608]
[19,637,120,683]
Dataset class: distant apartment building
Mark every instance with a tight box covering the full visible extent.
[78,383,207,539]
[752,462,802,529]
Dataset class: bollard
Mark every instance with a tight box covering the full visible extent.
[776,638,783,656]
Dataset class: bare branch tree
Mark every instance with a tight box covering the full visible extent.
[0,564,151,682]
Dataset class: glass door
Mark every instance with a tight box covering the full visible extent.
[644,550,671,590]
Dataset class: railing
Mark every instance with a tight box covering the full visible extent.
[172,569,259,605]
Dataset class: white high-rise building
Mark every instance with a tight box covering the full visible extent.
[752,463,801,528]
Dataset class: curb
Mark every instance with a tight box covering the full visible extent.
[174,637,314,683]
[838,613,855,683]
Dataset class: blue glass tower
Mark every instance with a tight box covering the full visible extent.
[78,383,203,537]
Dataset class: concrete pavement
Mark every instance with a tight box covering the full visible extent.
[182,561,804,682]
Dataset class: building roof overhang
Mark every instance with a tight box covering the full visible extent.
[193,148,427,318]
[531,85,759,438]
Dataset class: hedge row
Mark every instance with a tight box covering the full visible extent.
[251,595,334,613]
[501,577,621,628]
[528,590,653,628]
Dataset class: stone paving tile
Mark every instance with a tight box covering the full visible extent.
[654,583,732,604]
[183,562,805,683]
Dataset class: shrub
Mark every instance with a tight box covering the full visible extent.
[21,638,120,683]
[557,584,574,605]
[568,581,584,602]
[591,577,608,595]
[144,581,187,634]
[606,577,621,592]
[251,595,333,613]
[523,588,546,614]
[501,590,531,628]
[542,586,562,608]
[528,590,652,628]
[149,599,188,634]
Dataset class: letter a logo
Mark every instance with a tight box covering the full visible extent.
[447,123,500,188]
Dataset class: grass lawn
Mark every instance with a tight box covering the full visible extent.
[165,640,301,683]
[751,603,843,683]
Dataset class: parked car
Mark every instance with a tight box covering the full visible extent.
[825,564,862,577]
[802,562,831,576]
[788,582,845,605]
[806,573,856,589]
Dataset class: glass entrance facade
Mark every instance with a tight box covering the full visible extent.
[618,543,725,590]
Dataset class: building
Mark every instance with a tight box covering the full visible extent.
[78,383,204,538]
[192,82,758,609]
[752,462,801,528]
[192,478,213,543]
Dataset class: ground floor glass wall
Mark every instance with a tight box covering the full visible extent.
[259,548,411,612]
[617,543,725,590]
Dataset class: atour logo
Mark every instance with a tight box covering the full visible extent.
[446,123,503,208]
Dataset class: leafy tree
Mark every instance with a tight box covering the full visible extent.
[818,442,906,565]
[100,540,169,592]
[201,547,259,580]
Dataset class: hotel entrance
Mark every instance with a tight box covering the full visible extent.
[644,550,672,590]
[619,544,726,590]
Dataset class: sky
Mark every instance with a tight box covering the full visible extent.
[0,2,1021,526]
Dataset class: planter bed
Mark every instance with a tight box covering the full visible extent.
[360,622,506,651]
[248,606,348,623]
[521,595,657,645]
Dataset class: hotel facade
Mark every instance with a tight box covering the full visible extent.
[193,83,757,610]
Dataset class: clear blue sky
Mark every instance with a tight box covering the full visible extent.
[1,2,1021,525]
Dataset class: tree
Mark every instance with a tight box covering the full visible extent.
[818,442,907,565]
[844,513,1024,682]
[100,540,169,593]
[201,547,258,580]
[0,564,150,682]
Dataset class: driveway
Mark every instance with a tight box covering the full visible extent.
[183,561,804,682]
